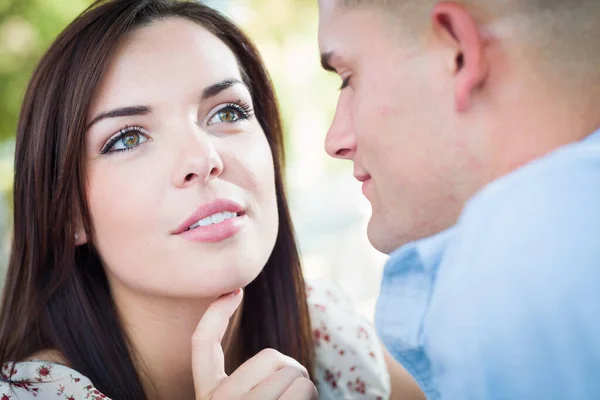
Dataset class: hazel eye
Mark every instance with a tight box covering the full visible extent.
[121,132,141,148]
[214,109,241,123]
[101,126,150,154]
[207,101,254,126]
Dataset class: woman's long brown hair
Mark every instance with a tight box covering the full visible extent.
[0,1,314,398]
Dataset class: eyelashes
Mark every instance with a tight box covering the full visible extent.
[100,125,149,155]
[208,100,254,125]
[99,99,255,155]
[340,76,351,90]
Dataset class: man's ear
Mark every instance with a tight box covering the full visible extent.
[431,2,488,112]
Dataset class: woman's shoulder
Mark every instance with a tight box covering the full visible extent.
[0,361,109,399]
[306,280,391,399]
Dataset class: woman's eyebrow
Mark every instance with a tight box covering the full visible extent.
[201,78,246,101]
[87,79,246,130]
[87,105,152,130]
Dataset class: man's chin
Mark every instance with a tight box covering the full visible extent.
[366,218,407,255]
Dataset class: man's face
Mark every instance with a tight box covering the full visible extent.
[319,0,484,253]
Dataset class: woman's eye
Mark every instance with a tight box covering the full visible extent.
[207,101,253,126]
[101,127,150,154]
[213,109,241,124]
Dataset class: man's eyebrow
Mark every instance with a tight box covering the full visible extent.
[201,78,245,101]
[320,51,337,72]
[87,105,152,130]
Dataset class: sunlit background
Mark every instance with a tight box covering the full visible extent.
[0,0,386,320]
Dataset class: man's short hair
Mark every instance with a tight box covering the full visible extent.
[340,0,600,91]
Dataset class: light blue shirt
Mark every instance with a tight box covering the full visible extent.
[375,129,600,399]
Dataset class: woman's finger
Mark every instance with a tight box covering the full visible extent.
[279,376,318,400]
[192,289,243,399]
[246,366,308,400]
[214,348,308,397]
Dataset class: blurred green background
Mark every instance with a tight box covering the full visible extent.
[0,0,385,319]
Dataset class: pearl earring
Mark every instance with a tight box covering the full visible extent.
[74,233,79,241]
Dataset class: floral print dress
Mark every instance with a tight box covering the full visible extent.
[0,281,390,399]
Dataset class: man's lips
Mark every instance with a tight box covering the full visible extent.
[172,199,245,235]
[354,173,371,183]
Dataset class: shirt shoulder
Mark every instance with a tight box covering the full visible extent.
[0,361,109,400]
[307,280,391,399]
[455,135,600,276]
[463,135,600,227]
[428,137,600,398]
[443,135,600,310]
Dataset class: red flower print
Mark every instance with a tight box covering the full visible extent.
[313,322,331,344]
[36,364,52,379]
[313,304,326,313]
[357,326,370,339]
[66,396,75,400]
[2,394,11,400]
[1,364,17,379]
[324,369,341,389]
[325,289,340,303]
[348,378,366,394]
[12,379,34,390]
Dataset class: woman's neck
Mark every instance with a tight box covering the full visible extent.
[112,283,243,400]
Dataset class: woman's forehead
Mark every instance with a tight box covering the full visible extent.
[89,17,243,118]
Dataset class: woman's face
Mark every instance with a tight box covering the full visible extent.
[84,17,279,298]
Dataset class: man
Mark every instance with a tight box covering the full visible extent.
[318,0,600,399]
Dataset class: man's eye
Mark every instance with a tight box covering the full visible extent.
[340,76,351,90]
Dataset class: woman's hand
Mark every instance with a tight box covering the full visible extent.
[192,289,318,400]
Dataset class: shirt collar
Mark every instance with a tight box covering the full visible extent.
[386,127,600,273]
[584,127,600,143]
[386,226,456,275]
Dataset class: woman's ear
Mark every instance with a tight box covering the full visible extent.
[74,230,88,246]
[73,213,88,247]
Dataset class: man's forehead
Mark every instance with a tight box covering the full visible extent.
[318,0,339,15]
[317,0,352,52]
[318,3,380,52]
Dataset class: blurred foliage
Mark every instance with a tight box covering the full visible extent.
[0,0,90,143]
[1,0,91,270]
[236,0,340,168]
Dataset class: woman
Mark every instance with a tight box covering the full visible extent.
[0,0,424,399]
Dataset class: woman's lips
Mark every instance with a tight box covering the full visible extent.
[173,199,247,243]
[177,213,247,243]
